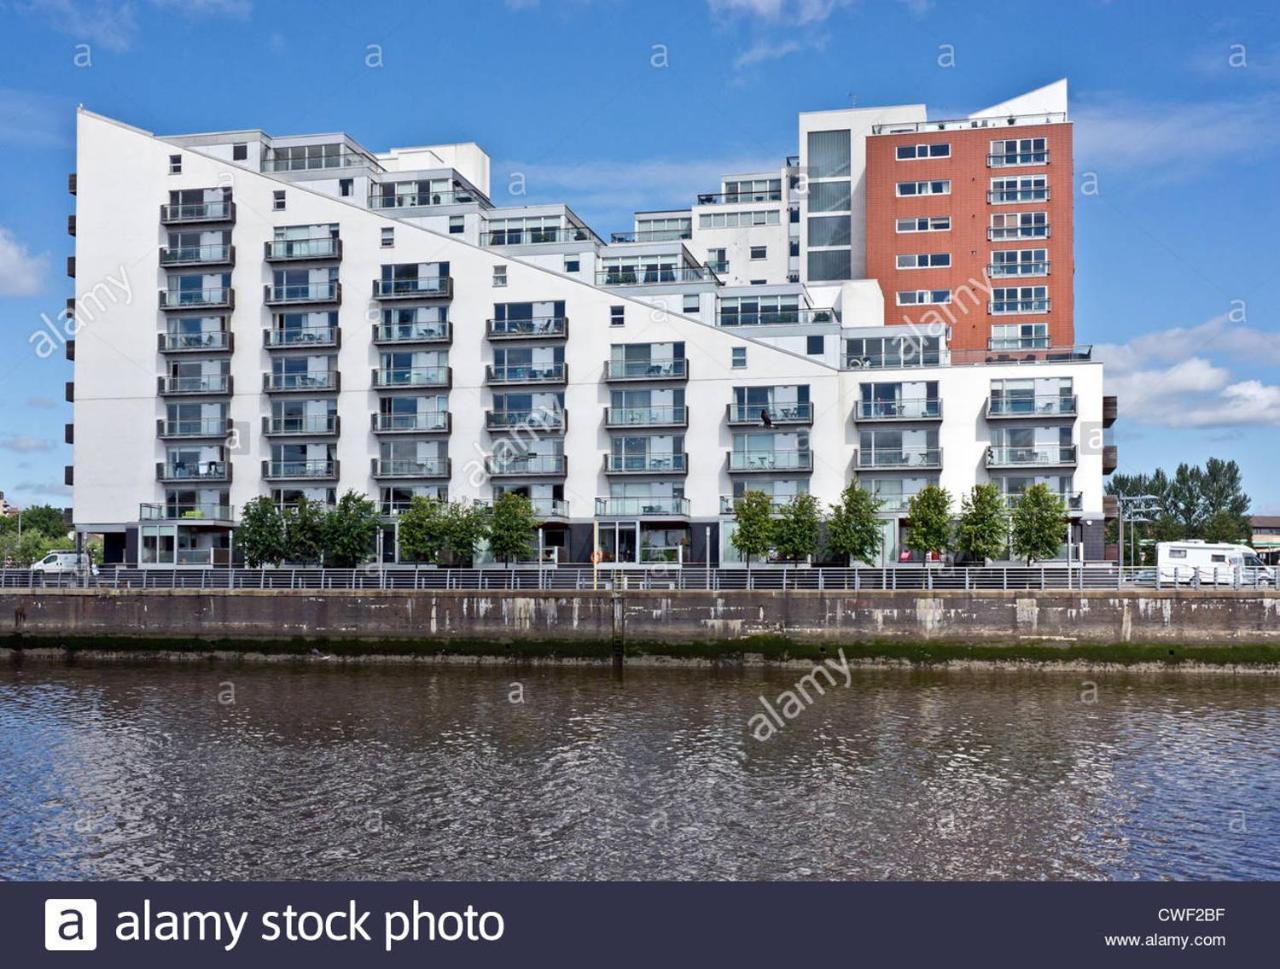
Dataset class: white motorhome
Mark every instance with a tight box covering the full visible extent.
[1156,541,1275,587]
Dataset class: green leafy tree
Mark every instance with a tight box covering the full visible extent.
[954,483,1009,564]
[772,493,822,563]
[0,504,69,540]
[826,483,884,565]
[0,529,60,566]
[905,485,952,563]
[396,496,448,564]
[236,497,287,567]
[284,498,327,565]
[1202,508,1249,544]
[1010,483,1067,564]
[441,500,491,565]
[487,493,537,565]
[323,490,381,567]
[732,490,776,570]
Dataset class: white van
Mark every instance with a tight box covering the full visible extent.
[30,551,98,576]
[1156,541,1275,587]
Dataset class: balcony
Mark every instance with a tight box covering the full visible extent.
[986,395,1077,419]
[264,281,341,306]
[158,330,233,353]
[1003,491,1083,512]
[485,317,568,340]
[604,406,687,429]
[67,214,76,237]
[604,452,688,475]
[485,363,566,386]
[985,445,1077,468]
[140,502,234,523]
[66,255,75,278]
[719,495,794,515]
[855,399,942,422]
[485,409,566,433]
[604,359,688,381]
[986,260,1050,278]
[530,498,570,520]
[727,449,814,473]
[987,188,1050,204]
[368,189,481,209]
[480,225,594,246]
[372,321,451,346]
[265,325,340,349]
[372,366,451,390]
[987,224,1050,241]
[1103,444,1118,474]
[263,415,340,437]
[372,457,451,479]
[157,374,231,396]
[159,200,235,224]
[988,151,1050,168]
[485,454,567,477]
[68,172,76,195]
[595,497,691,518]
[727,402,814,426]
[372,411,451,434]
[718,308,838,327]
[264,237,342,261]
[595,266,719,286]
[696,189,783,204]
[156,417,230,439]
[263,459,340,480]
[159,243,235,267]
[609,229,691,243]
[159,288,234,311]
[1103,395,1118,428]
[989,297,1050,315]
[372,277,452,300]
[854,448,942,470]
[156,461,231,483]
[263,371,340,393]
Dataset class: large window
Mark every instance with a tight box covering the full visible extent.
[990,137,1048,166]
[990,322,1049,350]
[990,175,1048,203]
[698,209,780,229]
[808,249,851,282]
[991,286,1048,314]
[809,181,851,212]
[896,142,950,160]
[990,212,1048,240]
[808,216,851,247]
[807,130,851,178]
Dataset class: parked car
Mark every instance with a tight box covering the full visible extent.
[30,551,99,576]
[1156,541,1275,587]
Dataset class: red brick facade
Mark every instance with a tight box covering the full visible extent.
[864,123,1074,352]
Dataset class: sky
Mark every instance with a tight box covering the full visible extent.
[0,0,1278,512]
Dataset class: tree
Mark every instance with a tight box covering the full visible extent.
[1202,508,1249,544]
[284,498,327,565]
[487,493,537,565]
[905,485,952,563]
[731,490,776,570]
[1010,483,1067,564]
[0,529,60,566]
[396,496,448,564]
[323,490,381,567]
[441,500,491,565]
[773,493,822,563]
[954,483,1009,564]
[826,483,884,565]
[0,504,69,540]
[236,497,287,567]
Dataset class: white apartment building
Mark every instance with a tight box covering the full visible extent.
[65,81,1115,568]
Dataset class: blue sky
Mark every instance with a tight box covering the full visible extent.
[0,0,1278,512]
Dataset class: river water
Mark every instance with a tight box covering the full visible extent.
[1,659,1276,881]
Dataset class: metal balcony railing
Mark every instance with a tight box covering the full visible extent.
[1002,491,1083,511]
[989,297,1050,314]
[156,418,229,439]
[719,495,794,515]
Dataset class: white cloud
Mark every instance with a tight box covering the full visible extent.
[708,0,850,23]
[1096,314,1280,374]
[13,0,249,53]
[733,38,806,69]
[0,227,49,296]
[0,435,55,453]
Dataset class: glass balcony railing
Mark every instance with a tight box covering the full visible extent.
[609,229,691,243]
[157,461,229,481]
[605,359,688,380]
[140,502,234,521]
[987,187,1050,203]
[727,449,813,472]
[595,497,691,517]
[159,244,233,265]
[265,326,338,347]
[264,237,341,260]
[989,297,1050,314]
[855,448,942,469]
[368,190,481,208]
[486,454,567,476]
[855,399,942,420]
[481,225,593,246]
[696,189,783,204]
[986,446,1077,466]
[373,322,451,344]
[604,453,688,474]
[486,409,565,431]
[264,282,341,304]
[265,371,339,392]
[158,418,227,437]
[727,402,813,424]
[264,415,338,435]
[160,200,234,223]
[159,288,233,309]
[160,330,231,351]
[372,277,452,299]
[987,260,1050,277]
[718,308,837,326]
[486,363,566,384]
[486,317,568,339]
[373,412,450,433]
[265,460,338,479]
[373,367,450,388]
[988,223,1050,241]
[988,150,1050,167]
[1003,491,1083,511]
[262,149,376,173]
[373,458,450,478]
[987,395,1077,418]
[719,494,796,515]
[605,406,686,427]
[529,498,570,519]
[595,266,718,286]
[159,374,230,394]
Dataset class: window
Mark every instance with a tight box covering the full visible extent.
[750,245,767,260]
[990,175,1048,203]
[682,295,699,315]
[564,256,580,273]
[896,179,950,197]
[750,279,766,285]
[896,252,951,269]
[807,130,851,178]
[990,322,1049,350]
[896,216,951,233]
[449,216,464,234]
[610,305,624,327]
[989,212,1048,240]
[1169,548,1187,560]
[896,143,950,160]
[806,335,824,356]
[232,143,247,161]
[731,347,747,369]
[991,286,1048,314]
[896,290,951,306]
[698,209,781,229]
[381,227,394,248]
[706,248,727,272]
[493,264,508,287]
[990,137,1048,167]
[808,215,851,247]
[272,190,286,211]
[990,248,1048,277]
[809,181,851,212]
[168,154,182,174]
[808,249,851,282]
[339,178,353,197]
